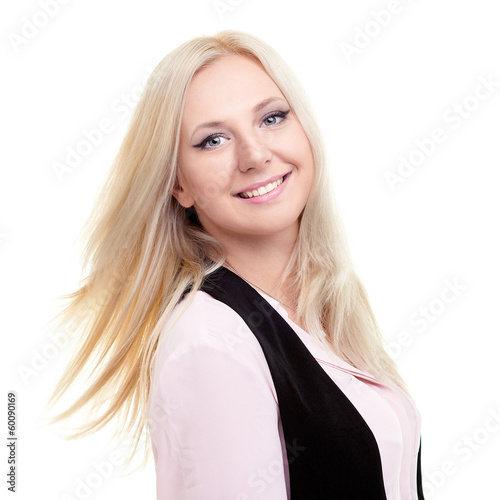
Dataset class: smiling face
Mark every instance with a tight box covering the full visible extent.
[174,54,315,247]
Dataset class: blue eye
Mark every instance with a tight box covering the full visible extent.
[195,134,228,150]
[262,109,290,127]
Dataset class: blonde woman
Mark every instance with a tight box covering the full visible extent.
[49,30,425,499]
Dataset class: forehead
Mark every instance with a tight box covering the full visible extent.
[181,55,285,125]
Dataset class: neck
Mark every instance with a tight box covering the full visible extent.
[218,229,299,311]
[212,226,305,329]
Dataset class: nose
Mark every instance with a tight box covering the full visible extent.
[235,134,272,172]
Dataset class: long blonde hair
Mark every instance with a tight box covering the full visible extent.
[47,29,408,466]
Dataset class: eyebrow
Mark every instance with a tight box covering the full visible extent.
[190,96,287,139]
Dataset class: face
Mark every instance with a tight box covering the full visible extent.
[174,55,315,245]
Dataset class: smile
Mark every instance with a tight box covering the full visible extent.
[238,175,286,199]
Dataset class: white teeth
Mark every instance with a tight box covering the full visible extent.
[239,176,285,199]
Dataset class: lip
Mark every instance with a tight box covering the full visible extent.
[234,171,291,196]
[235,171,291,204]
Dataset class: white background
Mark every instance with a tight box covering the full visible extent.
[1,0,499,499]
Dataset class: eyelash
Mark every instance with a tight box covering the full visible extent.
[194,109,290,150]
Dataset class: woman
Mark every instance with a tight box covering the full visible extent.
[49,30,424,499]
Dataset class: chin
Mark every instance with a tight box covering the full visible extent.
[246,216,300,236]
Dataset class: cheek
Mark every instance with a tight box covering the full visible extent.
[295,136,315,177]
[288,124,313,166]
[296,139,315,198]
[186,163,234,213]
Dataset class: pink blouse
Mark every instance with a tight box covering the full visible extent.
[147,289,422,499]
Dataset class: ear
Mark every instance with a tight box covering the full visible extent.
[172,177,195,208]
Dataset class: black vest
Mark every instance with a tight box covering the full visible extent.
[200,267,424,499]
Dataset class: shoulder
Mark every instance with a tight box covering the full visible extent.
[153,291,274,388]
[149,290,279,413]
[155,290,252,357]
